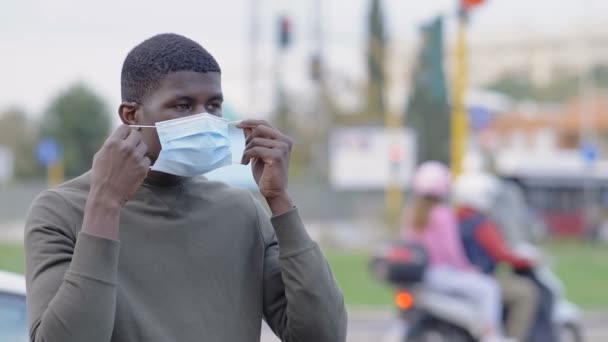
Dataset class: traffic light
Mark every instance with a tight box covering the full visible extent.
[278,16,292,49]
[309,54,322,82]
[461,0,485,10]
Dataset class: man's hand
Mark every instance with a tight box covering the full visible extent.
[90,125,150,206]
[237,119,294,215]
[82,125,150,240]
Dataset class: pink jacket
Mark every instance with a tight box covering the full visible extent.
[403,204,473,271]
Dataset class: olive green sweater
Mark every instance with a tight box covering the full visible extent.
[24,173,346,341]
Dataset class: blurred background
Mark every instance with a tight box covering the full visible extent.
[1,0,608,341]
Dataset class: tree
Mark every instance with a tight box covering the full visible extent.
[486,70,580,103]
[365,0,386,123]
[405,16,451,165]
[591,64,608,89]
[40,83,112,178]
[0,108,41,178]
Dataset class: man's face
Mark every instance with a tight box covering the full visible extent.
[120,70,223,162]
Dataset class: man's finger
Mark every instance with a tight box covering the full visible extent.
[110,125,132,140]
[242,127,254,140]
[125,129,142,146]
[245,125,275,145]
[141,156,152,169]
[245,137,287,152]
[134,141,148,157]
[245,125,287,145]
[236,119,273,129]
[242,146,280,165]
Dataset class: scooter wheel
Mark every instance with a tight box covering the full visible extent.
[558,323,584,342]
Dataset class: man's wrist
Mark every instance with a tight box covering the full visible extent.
[266,191,295,216]
[82,189,122,240]
[89,186,123,211]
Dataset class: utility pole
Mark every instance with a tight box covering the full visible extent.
[450,9,469,177]
[451,0,486,176]
[249,0,261,113]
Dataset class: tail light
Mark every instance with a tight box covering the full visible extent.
[395,290,414,310]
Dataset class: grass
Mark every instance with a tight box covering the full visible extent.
[1,240,606,309]
[326,240,608,310]
[0,243,25,275]
[543,240,608,310]
[325,251,394,308]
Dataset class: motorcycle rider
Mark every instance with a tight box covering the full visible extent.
[402,161,509,342]
[453,172,541,342]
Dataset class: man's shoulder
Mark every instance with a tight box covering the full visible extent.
[25,173,91,238]
[29,172,91,217]
[48,172,92,204]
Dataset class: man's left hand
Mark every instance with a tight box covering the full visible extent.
[237,119,294,215]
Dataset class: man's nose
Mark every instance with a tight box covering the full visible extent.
[192,104,207,115]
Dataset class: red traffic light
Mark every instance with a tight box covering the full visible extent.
[279,16,292,49]
[461,0,485,10]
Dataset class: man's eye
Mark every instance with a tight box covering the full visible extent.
[206,103,222,112]
[175,103,191,111]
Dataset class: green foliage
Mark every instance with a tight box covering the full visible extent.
[405,16,451,165]
[365,0,387,123]
[591,64,608,89]
[40,83,112,178]
[0,108,41,179]
[485,64,608,103]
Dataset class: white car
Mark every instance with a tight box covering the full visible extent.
[0,270,27,341]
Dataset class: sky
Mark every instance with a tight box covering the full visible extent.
[1,0,607,121]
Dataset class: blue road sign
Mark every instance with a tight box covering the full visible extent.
[36,139,61,167]
[581,142,598,163]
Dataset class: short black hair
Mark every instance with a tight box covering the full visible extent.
[121,33,221,102]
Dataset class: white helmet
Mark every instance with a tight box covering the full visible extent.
[452,172,501,213]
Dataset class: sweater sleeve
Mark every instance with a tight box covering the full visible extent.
[473,221,532,269]
[24,190,120,342]
[255,201,347,342]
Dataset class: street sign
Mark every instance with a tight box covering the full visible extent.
[36,139,61,167]
[581,142,598,163]
[329,127,416,190]
[469,106,493,131]
[0,146,14,183]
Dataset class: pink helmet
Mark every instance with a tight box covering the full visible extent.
[412,161,451,198]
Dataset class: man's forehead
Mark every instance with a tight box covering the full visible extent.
[155,71,222,97]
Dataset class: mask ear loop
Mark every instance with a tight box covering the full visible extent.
[129,125,155,128]
[130,120,240,129]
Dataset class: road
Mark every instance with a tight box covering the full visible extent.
[261,310,608,342]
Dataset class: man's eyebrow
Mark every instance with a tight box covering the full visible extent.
[170,95,195,102]
[208,94,224,102]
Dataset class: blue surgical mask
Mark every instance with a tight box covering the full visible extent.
[138,113,239,177]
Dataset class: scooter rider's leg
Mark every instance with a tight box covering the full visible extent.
[497,272,539,342]
[425,267,506,340]
[467,273,506,342]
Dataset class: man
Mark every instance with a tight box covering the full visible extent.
[24,33,347,342]
[453,173,539,342]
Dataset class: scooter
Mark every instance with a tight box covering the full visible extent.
[513,242,583,342]
[371,241,584,342]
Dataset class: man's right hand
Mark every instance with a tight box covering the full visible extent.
[82,125,150,240]
[90,125,150,207]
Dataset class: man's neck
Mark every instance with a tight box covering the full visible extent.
[144,171,185,187]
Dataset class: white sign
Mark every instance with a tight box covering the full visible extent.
[0,146,14,183]
[329,127,416,190]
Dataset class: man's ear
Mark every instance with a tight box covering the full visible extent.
[118,102,141,125]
